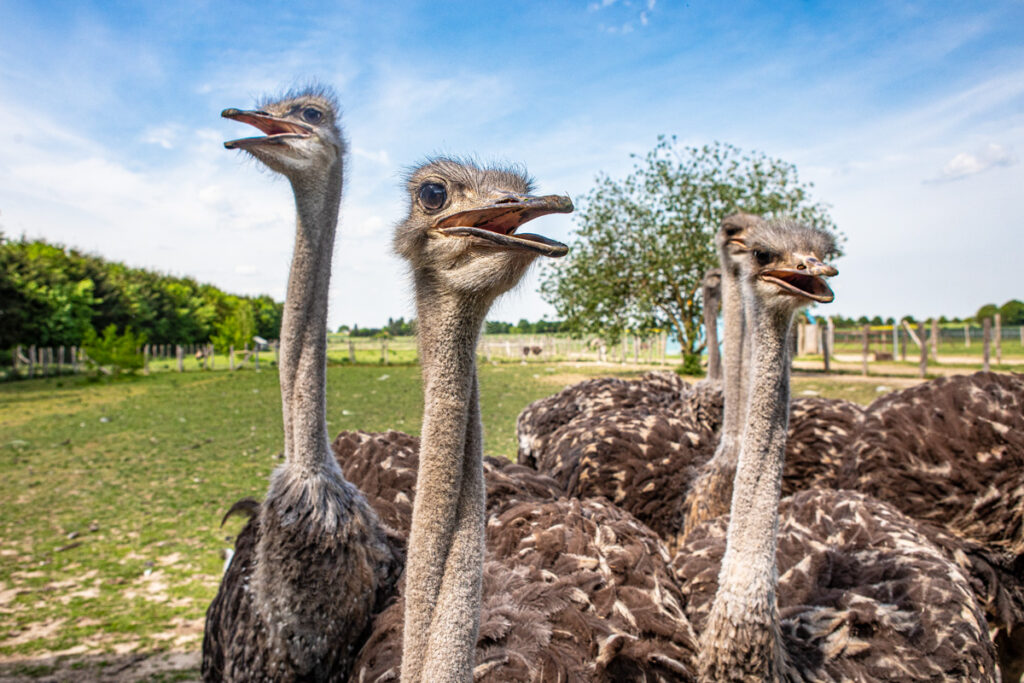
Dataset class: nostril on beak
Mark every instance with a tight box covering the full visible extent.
[797,264,806,270]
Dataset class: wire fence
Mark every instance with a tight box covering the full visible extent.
[794,316,1022,376]
[5,331,677,380]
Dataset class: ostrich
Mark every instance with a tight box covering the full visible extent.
[341,159,697,681]
[201,88,401,681]
[674,218,997,681]
[680,212,763,536]
[508,215,757,542]
[702,267,723,382]
[387,158,575,682]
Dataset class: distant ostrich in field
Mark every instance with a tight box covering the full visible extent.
[332,159,697,681]
[201,89,401,682]
[674,218,997,681]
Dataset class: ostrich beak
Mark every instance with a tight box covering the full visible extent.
[760,253,837,303]
[221,108,313,149]
[433,193,573,257]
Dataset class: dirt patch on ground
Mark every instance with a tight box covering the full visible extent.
[0,649,200,682]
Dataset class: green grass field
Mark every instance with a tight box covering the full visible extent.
[0,361,912,676]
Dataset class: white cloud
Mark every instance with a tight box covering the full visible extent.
[141,124,181,150]
[929,143,1016,183]
[352,147,392,166]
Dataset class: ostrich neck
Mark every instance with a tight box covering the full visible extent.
[716,258,748,460]
[703,275,722,382]
[278,166,343,476]
[402,278,490,683]
[702,296,793,680]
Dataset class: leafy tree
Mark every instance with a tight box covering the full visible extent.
[975,303,998,322]
[999,300,1024,325]
[541,138,838,366]
[211,303,256,353]
[82,324,147,375]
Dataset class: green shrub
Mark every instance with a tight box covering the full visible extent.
[82,324,147,375]
[676,352,704,377]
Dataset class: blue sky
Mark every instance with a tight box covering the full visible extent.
[1,1,1021,329]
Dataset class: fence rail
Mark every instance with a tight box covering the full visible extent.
[6,332,677,380]
[794,316,1022,376]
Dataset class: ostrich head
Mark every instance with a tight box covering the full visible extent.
[394,158,572,298]
[717,212,764,274]
[221,87,343,178]
[733,218,838,311]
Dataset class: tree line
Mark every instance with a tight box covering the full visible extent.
[336,317,565,337]
[0,235,283,350]
[827,301,1024,328]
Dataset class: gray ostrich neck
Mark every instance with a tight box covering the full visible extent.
[714,259,747,461]
[402,276,490,683]
[704,296,793,679]
[278,166,343,477]
[703,274,722,382]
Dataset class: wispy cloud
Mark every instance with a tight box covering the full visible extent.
[928,143,1016,183]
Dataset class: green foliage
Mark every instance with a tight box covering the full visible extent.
[0,236,283,347]
[677,352,704,377]
[211,304,255,354]
[484,318,563,334]
[975,303,998,322]
[540,138,838,357]
[82,324,147,375]
[999,300,1024,325]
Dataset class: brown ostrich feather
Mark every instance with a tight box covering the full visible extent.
[353,497,698,682]
[675,488,998,682]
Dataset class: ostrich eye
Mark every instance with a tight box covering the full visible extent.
[302,108,323,124]
[418,183,447,211]
[755,250,773,266]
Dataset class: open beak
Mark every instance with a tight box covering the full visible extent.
[432,193,573,257]
[760,255,837,303]
[221,108,313,149]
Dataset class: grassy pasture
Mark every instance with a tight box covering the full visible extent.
[0,361,908,677]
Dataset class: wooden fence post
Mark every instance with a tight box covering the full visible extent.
[982,318,991,371]
[918,321,928,378]
[143,344,150,374]
[660,331,667,365]
[964,323,970,348]
[176,345,184,372]
[822,323,831,373]
[229,345,235,371]
[71,346,79,373]
[995,313,1002,365]
[899,321,907,361]
[861,324,870,376]
[382,338,389,365]
[930,318,939,361]
[633,335,640,365]
[348,340,355,363]
[892,323,898,359]
[57,346,64,375]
